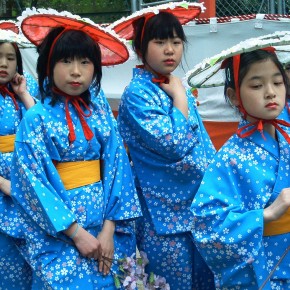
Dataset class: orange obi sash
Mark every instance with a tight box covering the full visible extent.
[55,160,101,190]
[263,208,290,236]
[0,134,15,153]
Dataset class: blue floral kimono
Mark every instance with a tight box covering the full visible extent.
[191,118,290,290]
[0,72,38,290]
[11,89,142,290]
[117,67,216,289]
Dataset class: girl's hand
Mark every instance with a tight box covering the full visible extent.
[65,223,102,260]
[160,75,188,119]
[160,75,186,100]
[264,188,290,223]
[11,73,27,97]
[97,220,115,275]
[10,73,35,109]
[0,176,11,196]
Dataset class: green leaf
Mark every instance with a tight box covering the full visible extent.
[149,272,155,284]
[180,3,189,9]
[114,275,121,288]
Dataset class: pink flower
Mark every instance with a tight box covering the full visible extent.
[114,251,169,290]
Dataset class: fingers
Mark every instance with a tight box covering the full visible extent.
[99,255,113,275]
[12,73,21,84]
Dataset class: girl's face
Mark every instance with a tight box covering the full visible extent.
[53,57,94,96]
[232,59,286,121]
[144,31,183,76]
[0,43,17,85]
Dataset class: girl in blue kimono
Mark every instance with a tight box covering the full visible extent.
[117,11,216,289]
[191,48,290,289]
[0,36,38,289]
[10,24,142,289]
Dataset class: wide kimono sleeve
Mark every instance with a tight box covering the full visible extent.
[24,71,39,99]
[0,78,39,238]
[93,90,142,222]
[118,78,200,161]
[11,104,76,236]
[191,135,276,289]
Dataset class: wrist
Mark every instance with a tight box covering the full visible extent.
[65,222,81,240]
[0,176,4,190]
[0,176,10,195]
[263,207,275,223]
[102,220,115,235]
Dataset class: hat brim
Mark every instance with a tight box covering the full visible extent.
[274,44,290,66]
[0,21,19,34]
[21,14,129,66]
[186,31,290,88]
[110,2,204,40]
[0,29,34,48]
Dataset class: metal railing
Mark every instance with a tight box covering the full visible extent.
[131,0,290,15]
[216,0,289,16]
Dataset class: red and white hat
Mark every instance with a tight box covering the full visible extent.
[109,1,205,40]
[18,8,130,66]
[0,20,33,47]
[186,30,290,88]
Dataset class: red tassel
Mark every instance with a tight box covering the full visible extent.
[0,85,19,110]
[53,87,93,144]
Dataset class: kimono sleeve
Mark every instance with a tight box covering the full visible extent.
[191,147,268,288]
[11,109,76,236]
[94,91,142,222]
[24,71,39,99]
[118,83,200,160]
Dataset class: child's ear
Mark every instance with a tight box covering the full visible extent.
[226,87,239,107]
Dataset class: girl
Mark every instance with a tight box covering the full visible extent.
[117,11,216,289]
[191,49,290,289]
[0,25,38,289]
[11,11,141,289]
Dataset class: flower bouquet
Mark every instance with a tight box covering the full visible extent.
[114,251,170,290]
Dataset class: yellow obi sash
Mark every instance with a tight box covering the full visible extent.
[264,208,290,236]
[55,160,101,190]
[0,134,15,153]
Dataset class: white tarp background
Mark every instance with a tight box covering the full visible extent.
[20,17,290,122]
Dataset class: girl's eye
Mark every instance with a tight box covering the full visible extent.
[81,59,91,64]
[61,58,70,63]
[251,84,262,89]
[274,81,284,86]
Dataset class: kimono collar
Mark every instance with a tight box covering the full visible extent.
[52,87,94,144]
[0,84,19,110]
[136,65,169,84]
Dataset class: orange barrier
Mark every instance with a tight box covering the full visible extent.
[203,120,239,150]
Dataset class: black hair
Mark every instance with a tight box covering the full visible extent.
[224,49,289,99]
[132,11,187,65]
[37,27,102,105]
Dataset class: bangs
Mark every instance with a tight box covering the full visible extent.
[147,12,186,41]
[53,31,98,62]
[149,21,185,41]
